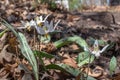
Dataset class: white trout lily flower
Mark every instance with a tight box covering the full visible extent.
[29,20,36,26]
[20,20,36,31]
[91,40,109,57]
[36,14,50,26]
[35,20,60,35]
[84,40,109,58]
[20,21,31,31]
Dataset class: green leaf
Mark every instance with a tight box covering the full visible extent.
[33,50,55,59]
[1,19,39,80]
[46,64,96,80]
[109,56,117,75]
[54,36,88,50]
[0,28,8,38]
[18,33,39,80]
[105,42,115,51]
[0,18,18,37]
[76,52,95,67]
[88,37,107,46]
[58,64,80,76]
[38,34,51,43]
[46,64,67,72]
[46,64,80,77]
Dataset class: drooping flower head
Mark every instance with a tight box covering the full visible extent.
[91,40,109,57]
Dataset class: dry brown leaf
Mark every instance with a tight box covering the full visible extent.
[7,36,18,53]
[22,73,33,80]
[0,45,13,63]
[41,72,50,80]
[0,68,10,79]
[70,44,79,51]
[111,73,120,80]
[17,64,32,80]
[68,22,74,27]
[93,6,109,11]
[62,54,78,68]
[82,66,104,78]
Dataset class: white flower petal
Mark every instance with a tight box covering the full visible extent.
[92,50,101,57]
[39,16,43,22]
[94,40,99,48]
[49,21,54,32]
[30,20,36,26]
[21,21,25,26]
[44,14,51,21]
[100,44,109,53]
[54,20,60,30]
[36,27,46,35]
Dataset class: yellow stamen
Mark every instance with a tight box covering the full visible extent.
[27,26,31,31]
[38,22,44,27]
[45,33,48,39]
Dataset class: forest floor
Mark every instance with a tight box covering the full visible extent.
[0,1,120,80]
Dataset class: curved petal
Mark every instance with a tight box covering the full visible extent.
[21,21,25,26]
[100,44,109,53]
[39,16,43,22]
[36,27,46,35]
[49,21,54,32]
[30,20,36,26]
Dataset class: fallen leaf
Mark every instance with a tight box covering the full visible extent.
[111,73,120,80]
[17,64,32,80]
[41,72,50,80]
[0,45,13,63]
[22,73,33,80]
[62,54,78,68]
[82,66,104,78]
[0,68,10,79]
[70,44,79,51]
[7,36,18,53]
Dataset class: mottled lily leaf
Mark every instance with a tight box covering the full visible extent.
[1,19,39,80]
[33,50,55,59]
[76,52,95,67]
[54,36,88,50]
[109,56,117,75]
[18,33,38,80]
[46,63,96,80]
[46,63,80,77]
[0,18,18,37]
[88,37,107,46]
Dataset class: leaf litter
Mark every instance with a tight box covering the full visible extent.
[0,0,120,80]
